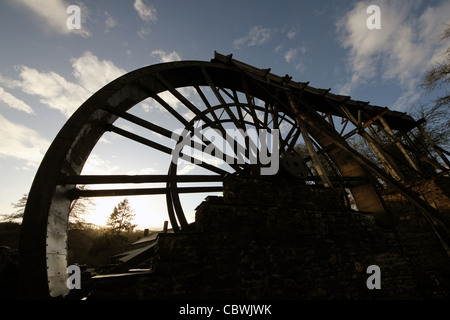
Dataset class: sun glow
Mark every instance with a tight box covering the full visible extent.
[82,192,219,230]
[84,195,168,230]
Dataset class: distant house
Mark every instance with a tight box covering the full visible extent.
[109,228,173,272]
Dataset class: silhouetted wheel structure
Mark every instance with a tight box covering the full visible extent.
[19,52,450,298]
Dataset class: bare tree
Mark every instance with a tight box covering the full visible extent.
[68,185,96,229]
[422,24,450,93]
[0,194,28,222]
[412,24,450,151]
[1,186,95,228]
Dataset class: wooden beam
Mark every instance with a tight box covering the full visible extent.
[377,116,421,172]
[61,174,223,185]
[69,185,223,198]
[106,124,229,176]
[340,105,404,181]
[289,96,333,187]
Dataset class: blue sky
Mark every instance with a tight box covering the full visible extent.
[0,0,449,229]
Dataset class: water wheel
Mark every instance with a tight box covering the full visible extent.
[19,52,447,298]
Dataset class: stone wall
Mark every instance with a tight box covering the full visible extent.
[90,175,450,299]
[381,176,450,298]
[382,176,450,213]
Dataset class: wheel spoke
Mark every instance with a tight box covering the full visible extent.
[61,174,224,185]
[69,185,223,198]
[106,124,173,154]
[153,73,218,130]
[104,106,177,140]
[279,124,298,152]
[194,85,222,124]
[107,124,229,175]
[284,126,302,153]
[201,68,246,132]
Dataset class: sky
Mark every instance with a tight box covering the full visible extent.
[0,0,449,229]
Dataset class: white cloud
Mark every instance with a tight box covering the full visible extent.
[10,51,126,117]
[151,50,182,63]
[71,51,126,93]
[12,0,90,37]
[0,87,34,114]
[81,154,119,175]
[137,27,151,39]
[177,163,196,175]
[134,0,157,23]
[104,11,117,32]
[0,114,50,166]
[295,63,306,73]
[336,0,450,110]
[0,73,22,89]
[144,88,195,115]
[284,48,298,63]
[127,167,159,175]
[287,27,296,39]
[141,101,165,113]
[274,44,283,53]
[17,65,89,117]
[278,43,306,66]
[233,26,273,49]
[98,136,111,144]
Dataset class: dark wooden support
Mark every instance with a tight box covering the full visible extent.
[418,125,450,169]
[69,185,223,198]
[61,174,223,185]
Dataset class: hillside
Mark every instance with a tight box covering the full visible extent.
[0,222,150,266]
